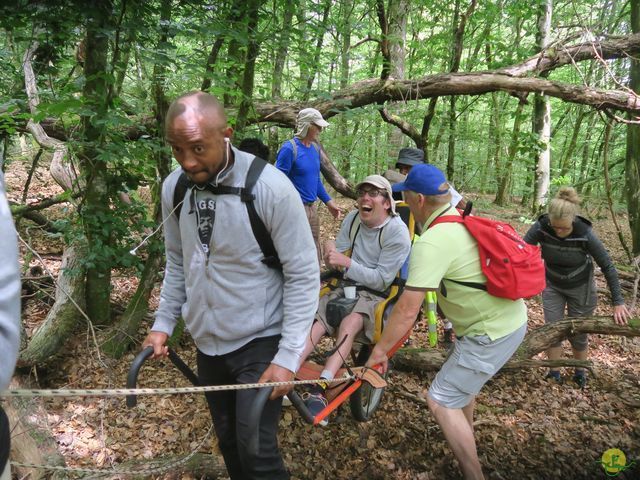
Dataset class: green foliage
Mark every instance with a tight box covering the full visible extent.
[0,0,635,281]
[551,175,572,187]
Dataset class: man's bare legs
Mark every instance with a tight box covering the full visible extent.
[323,312,364,377]
[427,395,484,480]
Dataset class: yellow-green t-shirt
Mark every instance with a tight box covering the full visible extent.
[407,204,527,340]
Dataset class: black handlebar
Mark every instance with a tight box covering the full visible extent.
[126,347,154,408]
[246,386,273,457]
[126,346,199,408]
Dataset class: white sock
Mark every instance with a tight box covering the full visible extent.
[320,369,334,381]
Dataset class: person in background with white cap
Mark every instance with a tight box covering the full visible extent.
[296,175,410,425]
[0,171,21,480]
[276,108,343,264]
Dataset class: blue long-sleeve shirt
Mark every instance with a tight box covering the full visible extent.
[275,138,331,204]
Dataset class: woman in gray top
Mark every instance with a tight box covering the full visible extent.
[524,187,631,387]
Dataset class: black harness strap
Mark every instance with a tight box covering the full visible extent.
[173,173,192,221]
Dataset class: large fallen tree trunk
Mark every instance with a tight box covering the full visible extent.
[393,316,640,372]
[319,143,355,199]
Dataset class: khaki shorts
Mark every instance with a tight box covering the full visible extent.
[315,287,385,342]
[428,323,527,409]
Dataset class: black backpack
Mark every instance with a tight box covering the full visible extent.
[172,157,282,271]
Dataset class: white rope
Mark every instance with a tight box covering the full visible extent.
[0,375,355,398]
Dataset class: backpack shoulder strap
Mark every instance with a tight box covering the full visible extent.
[289,138,297,172]
[429,215,464,228]
[346,212,384,253]
[348,212,361,253]
[427,212,485,291]
[173,172,191,221]
[347,212,388,249]
[243,158,282,270]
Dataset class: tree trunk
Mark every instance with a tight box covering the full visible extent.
[627,0,640,256]
[271,0,294,100]
[495,99,525,205]
[298,0,331,101]
[80,1,114,325]
[393,316,640,372]
[235,0,262,134]
[515,316,640,359]
[446,0,477,182]
[102,0,172,358]
[532,0,552,213]
[577,113,598,190]
[19,242,86,366]
[268,0,295,161]
[337,0,353,174]
[447,95,457,181]
[23,42,78,192]
[421,97,438,162]
[559,108,586,177]
[101,249,163,357]
[224,2,249,107]
[376,0,409,155]
[319,144,354,199]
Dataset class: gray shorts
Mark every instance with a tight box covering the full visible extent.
[316,288,384,342]
[428,323,527,409]
[542,280,596,351]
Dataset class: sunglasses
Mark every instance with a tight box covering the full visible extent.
[357,187,387,198]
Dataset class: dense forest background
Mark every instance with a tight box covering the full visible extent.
[1,0,640,478]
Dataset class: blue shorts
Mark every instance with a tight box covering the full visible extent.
[428,323,527,409]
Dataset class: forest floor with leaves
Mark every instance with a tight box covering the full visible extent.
[8,173,640,480]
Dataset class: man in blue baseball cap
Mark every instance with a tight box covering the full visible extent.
[366,163,528,480]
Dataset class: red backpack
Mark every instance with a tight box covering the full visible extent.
[429,204,545,300]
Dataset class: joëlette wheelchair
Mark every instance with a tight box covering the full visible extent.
[288,201,419,426]
[125,202,419,454]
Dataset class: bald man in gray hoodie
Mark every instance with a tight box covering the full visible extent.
[142,92,319,480]
[0,172,21,480]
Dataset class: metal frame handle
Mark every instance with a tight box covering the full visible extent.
[126,346,199,408]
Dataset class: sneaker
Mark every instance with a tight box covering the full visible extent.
[443,328,454,346]
[281,395,292,407]
[303,391,328,426]
[545,370,562,383]
[573,371,587,389]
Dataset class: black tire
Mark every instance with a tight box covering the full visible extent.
[349,344,387,422]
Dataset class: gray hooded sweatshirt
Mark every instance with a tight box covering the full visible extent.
[0,172,21,390]
[151,148,319,372]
